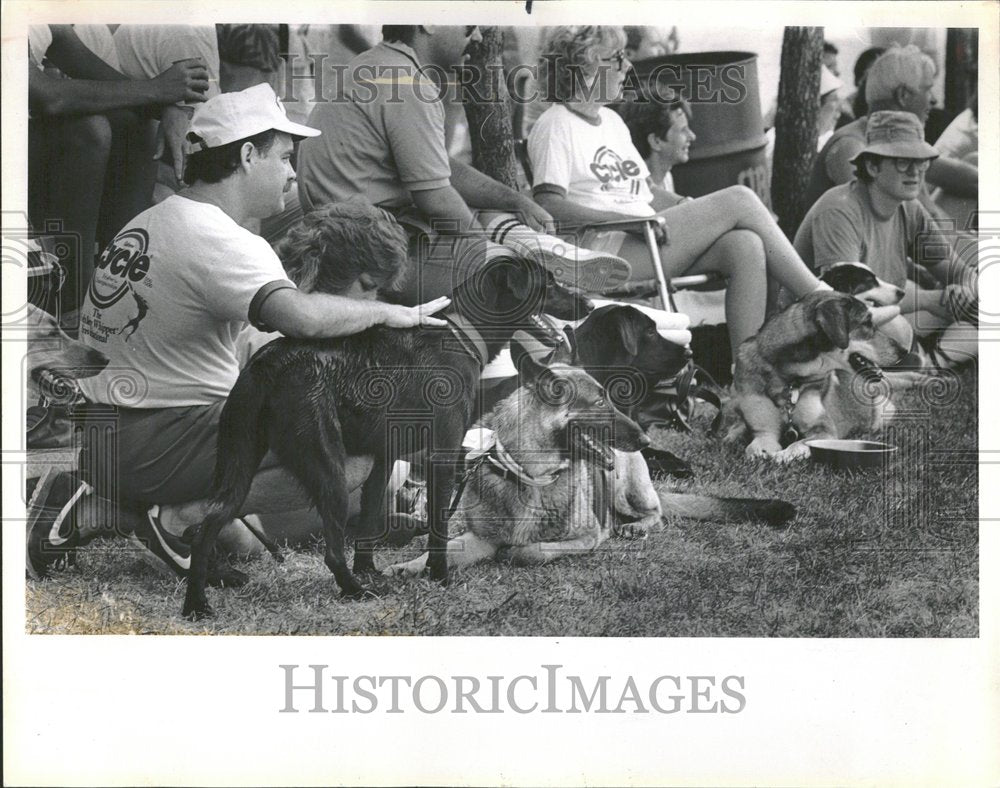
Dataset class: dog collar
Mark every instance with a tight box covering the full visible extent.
[488,435,568,486]
[465,432,567,487]
[442,313,490,368]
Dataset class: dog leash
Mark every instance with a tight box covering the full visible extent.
[443,433,570,522]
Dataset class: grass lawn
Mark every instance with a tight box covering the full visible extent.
[25,365,978,637]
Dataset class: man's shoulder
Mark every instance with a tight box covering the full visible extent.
[805,182,867,227]
[350,42,437,96]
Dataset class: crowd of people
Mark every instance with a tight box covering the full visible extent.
[25,24,979,578]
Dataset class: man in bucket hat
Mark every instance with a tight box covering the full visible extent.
[27,83,451,580]
[794,110,977,370]
[803,44,978,216]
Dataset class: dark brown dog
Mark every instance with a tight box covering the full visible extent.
[182,256,592,618]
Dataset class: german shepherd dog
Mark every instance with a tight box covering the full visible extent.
[388,352,796,578]
[182,256,592,618]
[725,290,909,462]
[386,356,653,575]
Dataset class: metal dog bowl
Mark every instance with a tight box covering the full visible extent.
[805,439,897,470]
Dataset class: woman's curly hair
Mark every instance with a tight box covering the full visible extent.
[538,26,627,103]
[275,203,409,295]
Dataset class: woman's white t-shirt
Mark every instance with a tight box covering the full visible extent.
[528,104,656,218]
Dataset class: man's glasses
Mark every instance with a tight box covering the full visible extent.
[600,49,627,73]
[888,157,932,174]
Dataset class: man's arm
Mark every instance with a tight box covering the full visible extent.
[926,156,978,198]
[259,289,450,339]
[410,185,481,234]
[28,61,209,117]
[533,189,642,228]
[824,135,865,185]
[448,158,553,232]
[44,25,128,81]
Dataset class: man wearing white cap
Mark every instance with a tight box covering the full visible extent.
[795,110,977,369]
[28,83,451,579]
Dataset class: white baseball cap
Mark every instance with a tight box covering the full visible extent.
[184,83,320,154]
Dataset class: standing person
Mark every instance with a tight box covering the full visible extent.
[27,23,210,328]
[296,25,632,301]
[527,25,833,358]
[27,83,451,580]
[795,111,977,369]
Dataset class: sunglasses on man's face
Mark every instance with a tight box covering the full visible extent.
[888,157,932,174]
[600,49,627,73]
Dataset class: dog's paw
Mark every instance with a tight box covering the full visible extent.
[340,583,378,601]
[614,521,649,540]
[746,436,782,459]
[774,442,811,464]
[383,558,426,578]
[182,594,213,621]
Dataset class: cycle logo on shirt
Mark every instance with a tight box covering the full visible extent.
[89,228,152,310]
[589,146,642,186]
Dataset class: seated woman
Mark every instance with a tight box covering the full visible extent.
[527,25,832,358]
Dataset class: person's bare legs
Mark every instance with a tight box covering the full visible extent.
[656,185,825,297]
[676,229,767,354]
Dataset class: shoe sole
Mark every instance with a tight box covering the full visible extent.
[534,249,632,294]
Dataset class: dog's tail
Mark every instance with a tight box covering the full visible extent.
[659,493,795,527]
[210,366,271,513]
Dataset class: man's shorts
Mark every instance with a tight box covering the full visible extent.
[389,209,510,305]
[78,400,279,506]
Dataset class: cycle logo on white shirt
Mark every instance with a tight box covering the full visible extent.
[589,146,643,194]
[89,228,152,310]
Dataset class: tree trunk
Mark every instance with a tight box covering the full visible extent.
[461,27,519,189]
[772,26,823,240]
[944,28,978,118]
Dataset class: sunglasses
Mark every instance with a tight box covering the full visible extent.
[600,49,627,73]
[887,157,932,174]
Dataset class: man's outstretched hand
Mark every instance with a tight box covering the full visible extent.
[380,296,451,328]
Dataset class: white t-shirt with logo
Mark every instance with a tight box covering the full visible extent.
[79,195,293,408]
[528,104,655,218]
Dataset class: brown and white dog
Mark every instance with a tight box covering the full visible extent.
[725,290,909,462]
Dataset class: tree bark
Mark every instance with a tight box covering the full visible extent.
[944,28,978,118]
[772,26,823,240]
[461,27,519,189]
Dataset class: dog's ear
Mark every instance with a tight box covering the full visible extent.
[504,258,538,301]
[815,297,852,349]
[611,308,640,356]
[517,348,550,386]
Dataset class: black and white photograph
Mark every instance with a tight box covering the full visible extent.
[4,1,998,785]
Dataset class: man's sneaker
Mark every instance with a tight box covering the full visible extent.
[129,504,191,578]
[26,469,91,579]
[129,506,249,588]
[485,215,631,293]
[532,244,632,294]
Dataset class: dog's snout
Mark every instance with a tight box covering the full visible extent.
[637,431,651,449]
[684,346,693,359]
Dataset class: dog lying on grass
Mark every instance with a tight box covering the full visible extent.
[725,289,910,462]
[182,255,591,618]
[388,352,795,578]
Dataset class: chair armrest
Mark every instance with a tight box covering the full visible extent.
[576,215,666,234]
